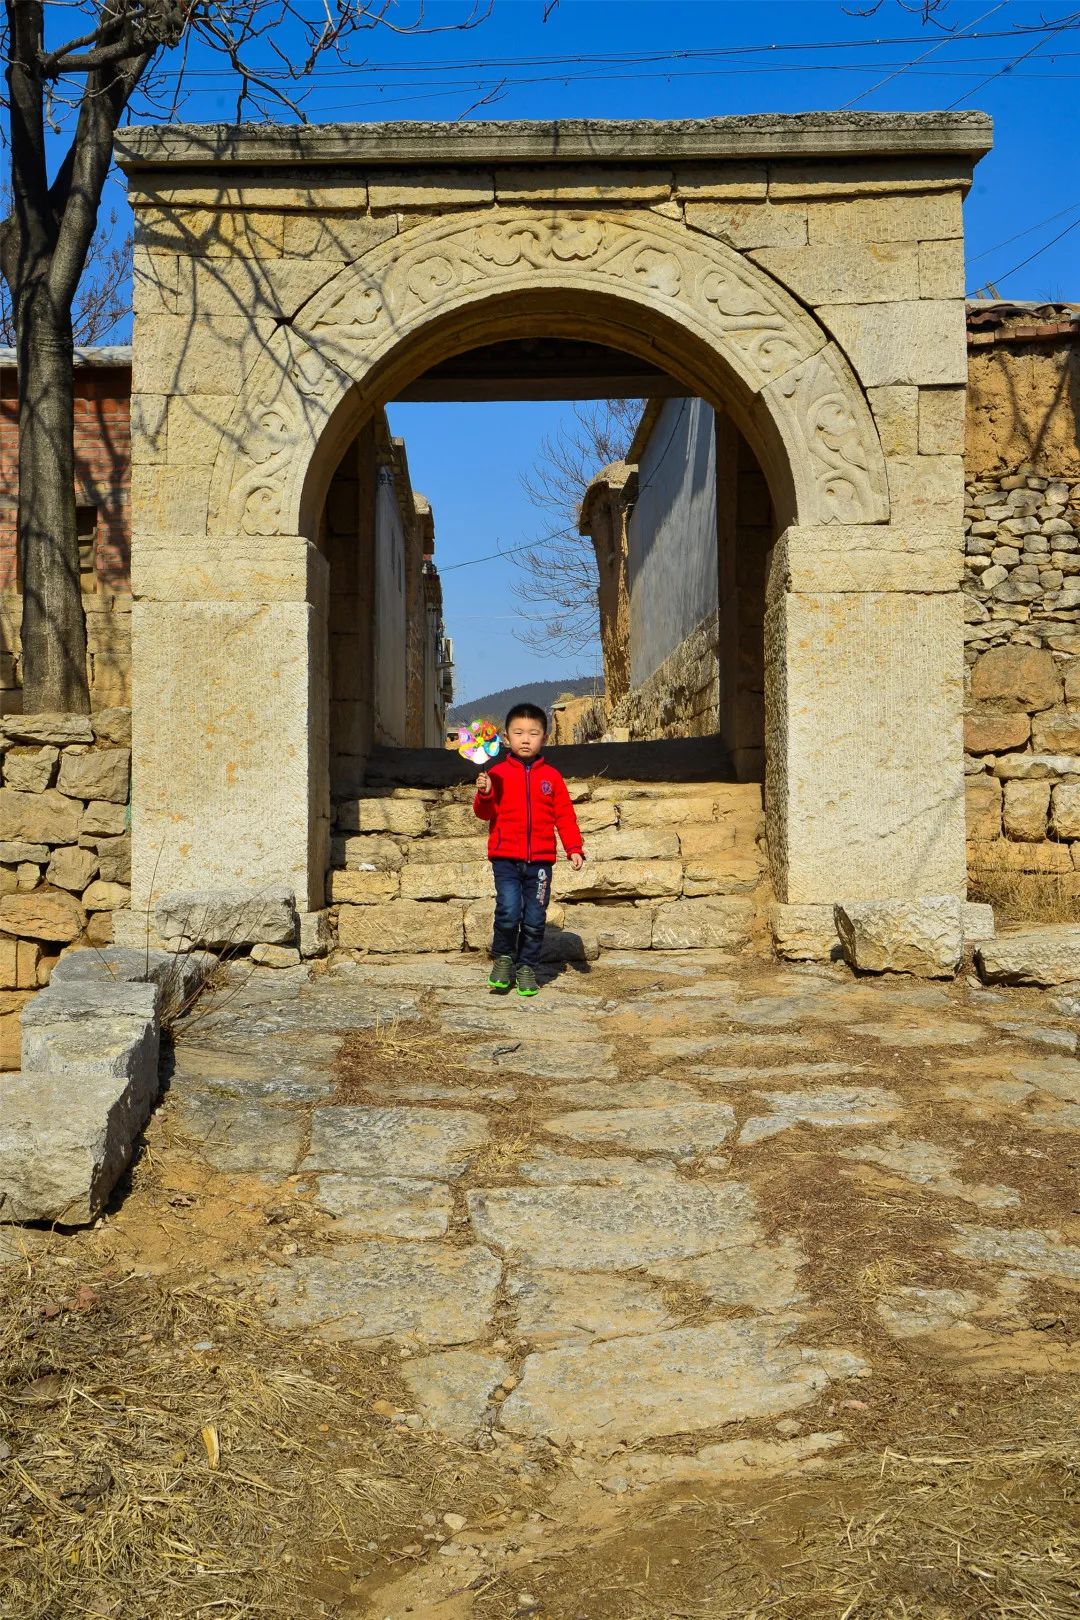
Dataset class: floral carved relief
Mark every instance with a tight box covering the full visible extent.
[211,209,889,538]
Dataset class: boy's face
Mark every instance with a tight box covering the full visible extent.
[506,717,546,759]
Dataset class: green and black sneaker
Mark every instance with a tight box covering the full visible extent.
[515,963,539,998]
[487,954,514,993]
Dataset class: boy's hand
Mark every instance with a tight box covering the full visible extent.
[476,771,492,795]
[569,852,585,871]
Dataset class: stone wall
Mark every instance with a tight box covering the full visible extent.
[962,306,1080,893]
[328,775,768,956]
[605,613,720,742]
[0,708,132,1065]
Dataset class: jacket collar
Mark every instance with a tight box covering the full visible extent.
[507,751,543,768]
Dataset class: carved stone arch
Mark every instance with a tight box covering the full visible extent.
[207,209,890,541]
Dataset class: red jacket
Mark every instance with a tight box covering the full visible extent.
[473,754,584,863]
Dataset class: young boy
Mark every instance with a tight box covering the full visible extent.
[473,702,585,997]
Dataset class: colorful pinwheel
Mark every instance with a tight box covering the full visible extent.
[457,720,502,765]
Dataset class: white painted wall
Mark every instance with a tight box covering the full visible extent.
[627,396,718,687]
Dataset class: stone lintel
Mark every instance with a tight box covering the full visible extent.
[115,113,994,176]
[770,527,962,595]
[132,536,329,604]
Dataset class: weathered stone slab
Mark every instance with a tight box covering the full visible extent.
[559,860,683,901]
[46,845,98,893]
[877,1284,982,1339]
[467,1182,759,1271]
[57,748,130,804]
[556,902,653,950]
[0,788,81,845]
[952,1225,1080,1280]
[400,862,493,901]
[330,833,406,871]
[0,890,85,942]
[465,1041,616,1081]
[336,798,429,837]
[583,828,681,861]
[546,1079,703,1108]
[173,1092,305,1173]
[0,713,93,746]
[156,885,296,949]
[853,1018,983,1047]
[652,897,756,949]
[50,944,215,1004]
[514,1147,677,1185]
[399,1349,511,1438]
[312,1174,452,1238]
[769,902,841,961]
[650,1234,806,1311]
[20,979,159,1084]
[545,1103,736,1160]
[303,1106,488,1179]
[817,299,966,386]
[840,1135,1019,1209]
[834,897,962,978]
[329,870,399,904]
[265,1243,500,1343]
[3,747,58,793]
[0,1067,156,1225]
[337,900,464,953]
[498,1320,868,1446]
[962,901,995,941]
[975,928,1080,988]
[1004,1059,1080,1104]
[738,1085,902,1145]
[507,1268,674,1347]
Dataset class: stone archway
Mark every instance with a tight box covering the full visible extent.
[121,116,980,922]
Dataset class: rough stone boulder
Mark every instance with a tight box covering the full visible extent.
[768,902,841,962]
[969,645,1062,712]
[834,897,963,978]
[975,926,1080,988]
[156,885,296,949]
[0,889,85,943]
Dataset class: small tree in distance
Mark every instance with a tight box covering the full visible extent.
[0,0,490,713]
[513,396,641,660]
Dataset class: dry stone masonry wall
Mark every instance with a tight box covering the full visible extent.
[0,709,131,1065]
[329,778,769,957]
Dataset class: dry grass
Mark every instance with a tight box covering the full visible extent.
[333,1014,469,1104]
[0,1244,529,1620]
[969,868,1080,925]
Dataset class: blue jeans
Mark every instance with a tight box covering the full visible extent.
[491,858,551,968]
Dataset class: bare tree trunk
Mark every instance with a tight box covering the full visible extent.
[16,284,89,713]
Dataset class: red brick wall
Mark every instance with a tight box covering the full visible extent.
[0,362,131,594]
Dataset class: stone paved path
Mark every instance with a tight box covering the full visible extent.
[155,946,1080,1480]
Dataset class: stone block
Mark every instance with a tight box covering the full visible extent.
[962,902,995,942]
[682,851,763,895]
[0,938,17,989]
[967,839,1073,874]
[281,211,397,260]
[368,171,494,209]
[750,242,920,305]
[674,164,768,200]
[3,747,58,793]
[975,927,1080,988]
[560,860,683,901]
[177,257,339,324]
[81,800,128,837]
[0,890,85,943]
[1050,783,1080,840]
[817,300,966,386]
[85,911,114,946]
[583,827,680,861]
[94,837,131,885]
[328,869,400,904]
[963,713,1030,754]
[557,902,654,950]
[464,900,566,952]
[805,192,962,243]
[1032,710,1080,754]
[1003,780,1051,842]
[91,708,132,746]
[575,802,619,834]
[651,896,756,949]
[330,833,406,870]
[918,238,965,299]
[298,909,331,959]
[0,788,82,845]
[155,885,296,949]
[0,1066,156,1225]
[918,386,966,456]
[885,454,964,533]
[82,880,130,912]
[768,901,841,961]
[427,802,480,838]
[684,200,807,250]
[336,900,464,953]
[0,842,49,864]
[496,167,669,202]
[834,897,962,978]
[866,385,918,457]
[618,797,723,828]
[46,845,99,893]
[404,835,486,865]
[0,714,93,745]
[970,645,1062,711]
[399,863,493,902]
[992,754,1080,781]
[249,944,302,968]
[56,747,130,805]
[336,798,429,837]
[135,204,285,257]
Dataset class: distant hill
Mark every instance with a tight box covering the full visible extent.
[448,677,602,728]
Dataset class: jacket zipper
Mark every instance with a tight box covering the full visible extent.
[524,758,533,862]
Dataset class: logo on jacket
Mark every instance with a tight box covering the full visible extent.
[540,780,553,795]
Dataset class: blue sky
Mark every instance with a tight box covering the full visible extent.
[107,1,1080,699]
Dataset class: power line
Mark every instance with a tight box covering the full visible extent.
[969,200,1080,263]
[840,0,1008,108]
[946,9,1077,106]
[992,215,1080,285]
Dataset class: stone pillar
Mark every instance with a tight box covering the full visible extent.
[764,526,966,903]
[129,532,329,915]
[716,416,774,782]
